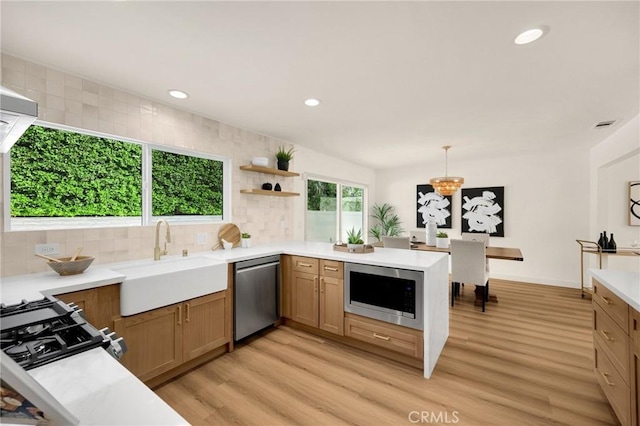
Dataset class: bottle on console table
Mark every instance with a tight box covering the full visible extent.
[607,234,617,253]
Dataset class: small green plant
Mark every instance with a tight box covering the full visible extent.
[241,233,251,239]
[276,146,295,161]
[437,231,448,238]
[346,227,364,244]
[369,203,403,241]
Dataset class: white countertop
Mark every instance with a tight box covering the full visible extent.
[1,241,447,305]
[590,269,640,312]
[28,348,188,426]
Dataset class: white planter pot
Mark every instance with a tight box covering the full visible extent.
[347,243,364,252]
[436,237,449,249]
[241,238,252,248]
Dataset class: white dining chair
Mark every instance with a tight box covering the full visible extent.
[450,239,490,312]
[383,236,412,249]
[462,232,490,247]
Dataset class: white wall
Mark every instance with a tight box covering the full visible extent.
[590,115,640,273]
[376,148,590,287]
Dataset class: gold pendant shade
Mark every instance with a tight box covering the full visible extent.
[430,146,464,196]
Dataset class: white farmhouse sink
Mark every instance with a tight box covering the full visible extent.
[114,256,228,316]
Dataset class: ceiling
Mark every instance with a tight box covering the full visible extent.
[1,1,638,170]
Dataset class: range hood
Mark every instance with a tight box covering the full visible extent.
[0,86,38,153]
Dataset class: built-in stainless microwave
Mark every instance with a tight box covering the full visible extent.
[344,263,423,330]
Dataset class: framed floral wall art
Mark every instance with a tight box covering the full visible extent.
[630,181,640,226]
[461,186,504,237]
[416,184,452,229]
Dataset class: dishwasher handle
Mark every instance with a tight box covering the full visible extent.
[236,261,280,273]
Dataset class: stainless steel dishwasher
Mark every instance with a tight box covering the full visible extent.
[234,255,280,341]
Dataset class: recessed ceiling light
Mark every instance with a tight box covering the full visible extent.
[514,27,546,45]
[304,98,321,107]
[168,89,189,99]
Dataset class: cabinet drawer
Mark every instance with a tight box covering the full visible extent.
[320,259,343,279]
[594,340,631,426]
[593,303,630,381]
[593,278,629,333]
[291,256,319,273]
[630,307,640,357]
[345,315,423,359]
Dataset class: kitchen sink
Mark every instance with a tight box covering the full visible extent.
[113,256,228,316]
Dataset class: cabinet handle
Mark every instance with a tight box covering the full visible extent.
[299,262,313,268]
[314,276,318,292]
[373,333,390,341]
[601,372,615,387]
[177,305,182,325]
[600,329,614,342]
[320,277,324,293]
[324,266,339,272]
[185,303,190,323]
[602,296,613,305]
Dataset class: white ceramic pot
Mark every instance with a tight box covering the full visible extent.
[347,243,364,252]
[436,237,449,249]
[241,238,252,248]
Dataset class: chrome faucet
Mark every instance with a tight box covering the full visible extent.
[154,219,172,260]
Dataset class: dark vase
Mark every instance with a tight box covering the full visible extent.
[277,159,289,171]
[608,234,617,253]
[602,231,609,252]
[274,183,281,192]
[261,182,272,190]
[597,232,605,250]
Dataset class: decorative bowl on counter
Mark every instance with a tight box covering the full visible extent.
[251,157,269,167]
[46,256,95,276]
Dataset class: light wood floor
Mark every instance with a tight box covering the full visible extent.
[154,279,618,425]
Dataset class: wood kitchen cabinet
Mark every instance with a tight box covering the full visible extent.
[56,284,120,330]
[592,278,640,426]
[631,308,640,425]
[284,256,344,336]
[114,290,229,383]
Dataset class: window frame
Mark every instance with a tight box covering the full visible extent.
[3,120,232,231]
[304,173,368,243]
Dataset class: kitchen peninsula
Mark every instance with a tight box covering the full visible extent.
[1,241,449,382]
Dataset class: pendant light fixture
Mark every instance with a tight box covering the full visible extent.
[430,145,464,196]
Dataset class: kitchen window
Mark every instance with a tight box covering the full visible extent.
[4,123,229,231]
[305,176,366,243]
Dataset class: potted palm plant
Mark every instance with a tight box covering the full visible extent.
[369,203,403,246]
[276,146,294,171]
[346,227,365,252]
[436,231,449,248]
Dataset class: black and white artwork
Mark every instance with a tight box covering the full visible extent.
[416,184,452,229]
[461,186,504,237]
[630,181,640,226]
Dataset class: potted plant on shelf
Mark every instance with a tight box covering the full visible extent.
[346,227,365,252]
[241,233,252,248]
[276,146,294,171]
[436,231,449,249]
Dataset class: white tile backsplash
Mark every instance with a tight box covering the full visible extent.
[1,53,296,277]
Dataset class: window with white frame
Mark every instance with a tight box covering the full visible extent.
[5,123,229,231]
[305,176,366,243]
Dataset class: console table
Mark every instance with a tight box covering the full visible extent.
[576,239,640,298]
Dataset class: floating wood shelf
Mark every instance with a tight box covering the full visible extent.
[239,165,300,177]
[240,189,300,197]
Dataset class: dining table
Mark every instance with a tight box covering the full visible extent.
[411,242,524,306]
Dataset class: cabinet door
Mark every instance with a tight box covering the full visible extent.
[319,274,344,335]
[291,270,318,327]
[113,304,183,382]
[183,291,229,362]
[56,284,121,330]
